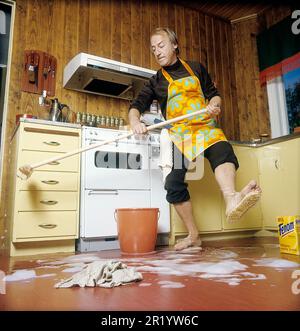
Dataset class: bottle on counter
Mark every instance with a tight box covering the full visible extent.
[81,112,87,125]
[110,116,115,128]
[75,112,81,125]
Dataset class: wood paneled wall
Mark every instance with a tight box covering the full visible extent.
[231,6,292,141]
[231,18,269,141]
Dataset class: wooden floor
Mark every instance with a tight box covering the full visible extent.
[0,237,299,311]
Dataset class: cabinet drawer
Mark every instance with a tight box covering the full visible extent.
[18,151,79,172]
[17,191,78,211]
[18,171,79,191]
[21,127,79,152]
[13,211,78,241]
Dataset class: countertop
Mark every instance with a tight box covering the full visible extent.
[230,132,300,148]
[10,117,300,148]
[11,118,81,141]
[19,117,81,129]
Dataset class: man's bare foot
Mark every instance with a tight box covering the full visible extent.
[174,235,202,251]
[240,180,262,196]
[225,181,261,222]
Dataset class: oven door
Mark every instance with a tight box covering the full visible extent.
[81,189,151,238]
[84,140,150,190]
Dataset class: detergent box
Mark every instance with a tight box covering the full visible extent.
[277,216,300,255]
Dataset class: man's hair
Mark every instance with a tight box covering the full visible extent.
[150,27,180,55]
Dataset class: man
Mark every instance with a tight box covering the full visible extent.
[128,27,262,250]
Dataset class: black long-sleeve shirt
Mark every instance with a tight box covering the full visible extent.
[129,58,220,118]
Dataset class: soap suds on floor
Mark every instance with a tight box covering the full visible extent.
[158,280,185,288]
[4,270,56,282]
[37,273,56,278]
[8,247,299,288]
[4,270,37,282]
[253,258,300,268]
[138,283,152,287]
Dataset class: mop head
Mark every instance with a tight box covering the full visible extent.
[17,165,33,180]
[226,190,261,223]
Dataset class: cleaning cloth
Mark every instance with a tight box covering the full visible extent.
[55,260,143,288]
[158,128,173,183]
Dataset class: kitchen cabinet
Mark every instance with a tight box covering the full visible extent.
[256,138,300,229]
[169,135,300,245]
[8,119,81,256]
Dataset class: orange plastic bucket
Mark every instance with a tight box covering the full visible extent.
[114,208,160,255]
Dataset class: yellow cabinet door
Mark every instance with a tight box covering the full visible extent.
[257,139,300,229]
[222,146,263,230]
[21,124,80,152]
[18,150,79,172]
[13,211,78,241]
[17,171,79,191]
[16,191,78,211]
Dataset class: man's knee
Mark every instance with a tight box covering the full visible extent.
[164,170,190,204]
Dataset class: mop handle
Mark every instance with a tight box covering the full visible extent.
[29,107,208,170]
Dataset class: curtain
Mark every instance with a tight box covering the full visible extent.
[257,15,300,86]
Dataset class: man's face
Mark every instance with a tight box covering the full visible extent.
[150,32,178,67]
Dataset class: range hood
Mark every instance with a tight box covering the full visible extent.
[63,53,156,100]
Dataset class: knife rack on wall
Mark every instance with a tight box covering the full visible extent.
[21,50,57,96]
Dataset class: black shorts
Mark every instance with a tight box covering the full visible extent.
[164,141,239,204]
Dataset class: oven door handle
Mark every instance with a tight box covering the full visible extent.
[87,190,119,196]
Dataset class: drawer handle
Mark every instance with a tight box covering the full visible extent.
[43,141,61,146]
[41,180,59,185]
[40,200,58,205]
[48,161,60,166]
[38,224,57,229]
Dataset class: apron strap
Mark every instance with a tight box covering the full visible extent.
[161,58,196,83]
[179,58,196,77]
[161,67,173,83]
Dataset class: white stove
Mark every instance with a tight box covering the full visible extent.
[77,126,170,252]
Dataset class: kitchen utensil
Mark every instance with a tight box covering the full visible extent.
[17,107,209,180]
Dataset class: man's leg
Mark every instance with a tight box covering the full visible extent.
[172,200,201,250]
[214,162,262,221]
[165,145,201,250]
[205,141,262,222]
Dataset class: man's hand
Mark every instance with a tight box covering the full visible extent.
[130,120,148,134]
[206,102,221,117]
[128,107,148,134]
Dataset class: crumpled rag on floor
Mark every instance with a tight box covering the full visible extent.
[55,260,143,288]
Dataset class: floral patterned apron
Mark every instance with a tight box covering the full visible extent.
[161,58,227,161]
